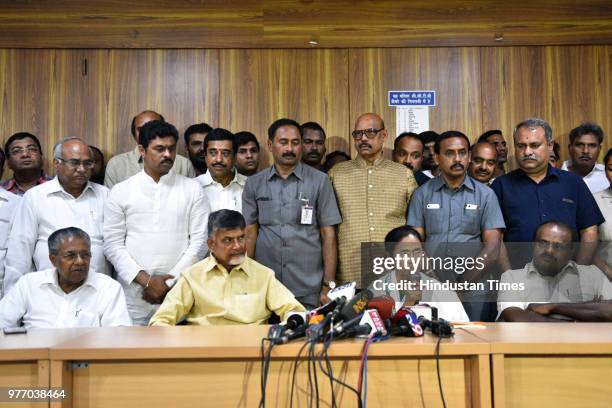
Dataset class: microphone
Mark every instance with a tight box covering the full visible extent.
[418,316,453,337]
[342,309,387,338]
[327,282,356,301]
[268,312,308,343]
[390,307,423,337]
[366,296,396,321]
[337,289,374,322]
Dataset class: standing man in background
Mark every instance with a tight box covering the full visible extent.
[104,110,195,188]
[478,130,508,178]
[184,122,212,177]
[301,122,327,172]
[468,142,498,185]
[4,137,110,294]
[393,131,429,186]
[562,122,608,193]
[234,131,261,177]
[104,120,208,325]
[196,128,247,213]
[243,118,341,309]
[330,113,417,288]
[1,132,52,195]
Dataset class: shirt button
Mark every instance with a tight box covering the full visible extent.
[368,184,373,188]
[369,227,375,231]
[282,241,286,247]
[369,212,374,216]
[368,170,372,174]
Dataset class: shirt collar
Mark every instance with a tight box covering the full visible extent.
[139,169,176,185]
[130,147,144,164]
[200,169,246,187]
[431,174,474,191]
[562,160,605,177]
[354,154,385,169]
[516,164,560,181]
[40,268,98,292]
[2,172,49,192]
[526,260,578,278]
[267,162,305,181]
[203,254,251,277]
[47,177,95,197]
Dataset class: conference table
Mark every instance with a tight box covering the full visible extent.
[1,323,611,408]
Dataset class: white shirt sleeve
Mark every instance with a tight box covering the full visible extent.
[167,187,209,279]
[0,276,28,328]
[497,269,528,317]
[103,187,143,284]
[99,280,132,326]
[3,193,37,295]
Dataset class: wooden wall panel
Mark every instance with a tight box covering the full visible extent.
[0,1,610,48]
[218,49,350,167]
[349,48,482,157]
[481,46,612,167]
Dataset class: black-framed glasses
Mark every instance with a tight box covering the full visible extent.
[351,128,384,140]
[56,158,95,169]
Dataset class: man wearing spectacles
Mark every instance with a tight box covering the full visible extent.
[0,227,130,328]
[3,138,111,295]
[104,110,196,189]
[329,113,418,289]
[498,221,612,322]
[1,132,52,196]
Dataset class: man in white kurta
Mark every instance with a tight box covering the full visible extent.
[0,189,20,297]
[103,120,209,325]
[3,138,109,295]
[0,227,130,329]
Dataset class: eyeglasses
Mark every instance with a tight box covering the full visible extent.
[535,239,571,251]
[351,128,384,140]
[57,158,95,169]
[9,146,40,155]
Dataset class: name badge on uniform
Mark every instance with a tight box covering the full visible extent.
[301,204,313,225]
[426,203,440,209]
[465,204,479,210]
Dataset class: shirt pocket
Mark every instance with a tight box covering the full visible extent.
[424,208,445,235]
[559,198,577,229]
[461,207,481,235]
[257,200,278,226]
[231,293,261,322]
[73,310,100,327]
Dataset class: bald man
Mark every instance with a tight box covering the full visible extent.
[104,110,195,188]
[329,113,417,287]
[4,137,110,295]
[468,142,498,185]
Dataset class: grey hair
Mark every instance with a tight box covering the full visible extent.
[207,209,246,237]
[48,227,91,256]
[53,137,93,160]
[513,118,553,143]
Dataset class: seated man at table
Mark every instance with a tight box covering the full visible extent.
[150,210,306,326]
[0,227,131,329]
[497,220,612,322]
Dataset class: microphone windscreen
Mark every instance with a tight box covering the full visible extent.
[337,289,374,322]
[367,296,396,320]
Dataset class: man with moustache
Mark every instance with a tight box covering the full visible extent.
[468,142,498,185]
[1,132,52,195]
[196,128,247,213]
[407,131,505,320]
[393,131,430,186]
[561,122,608,193]
[491,118,604,265]
[498,221,612,322]
[418,130,439,179]
[104,110,195,188]
[184,122,212,176]
[0,227,131,328]
[329,113,417,288]
[478,130,509,178]
[150,210,305,325]
[4,137,110,295]
[234,132,261,177]
[104,120,209,325]
[301,122,326,172]
[243,118,341,309]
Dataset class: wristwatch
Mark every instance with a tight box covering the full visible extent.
[322,280,337,290]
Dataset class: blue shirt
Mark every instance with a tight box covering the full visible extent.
[490,165,604,242]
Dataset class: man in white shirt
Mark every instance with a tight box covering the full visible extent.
[498,220,612,322]
[561,122,609,193]
[104,110,195,188]
[3,137,110,295]
[196,128,247,213]
[104,120,209,325]
[0,189,20,297]
[0,227,130,329]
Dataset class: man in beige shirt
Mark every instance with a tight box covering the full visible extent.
[329,113,417,287]
[104,110,195,188]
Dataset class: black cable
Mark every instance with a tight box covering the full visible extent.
[318,335,363,408]
[290,340,310,408]
[435,336,447,408]
[310,341,320,408]
[317,335,337,408]
[259,338,267,408]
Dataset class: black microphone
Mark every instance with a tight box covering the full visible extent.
[418,316,454,337]
[268,313,307,343]
[331,290,375,336]
[389,307,423,337]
